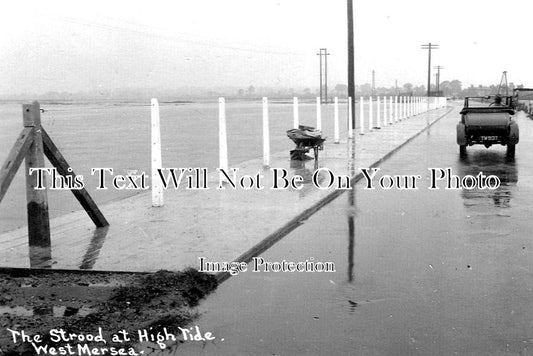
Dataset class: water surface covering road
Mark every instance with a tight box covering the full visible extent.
[178,109,533,355]
[0,100,349,232]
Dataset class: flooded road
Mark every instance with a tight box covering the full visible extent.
[177,108,533,355]
[1,100,349,233]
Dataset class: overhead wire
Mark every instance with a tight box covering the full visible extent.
[51,14,311,57]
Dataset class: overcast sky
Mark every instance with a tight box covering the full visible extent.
[1,0,532,95]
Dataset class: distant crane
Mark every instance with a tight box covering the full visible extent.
[497,71,509,96]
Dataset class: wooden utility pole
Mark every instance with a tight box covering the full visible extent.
[434,65,444,96]
[317,49,323,103]
[421,43,439,97]
[317,48,330,104]
[372,70,375,97]
[347,0,355,130]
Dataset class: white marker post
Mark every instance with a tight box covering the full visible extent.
[383,96,387,126]
[395,96,399,123]
[398,96,402,121]
[359,96,365,135]
[376,96,381,129]
[316,97,322,130]
[218,98,228,177]
[389,96,393,124]
[262,97,270,167]
[334,97,339,143]
[348,97,353,138]
[293,97,299,129]
[151,98,163,207]
[368,96,373,131]
[401,97,405,120]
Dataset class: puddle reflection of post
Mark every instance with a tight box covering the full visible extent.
[29,245,52,268]
[347,197,355,283]
[80,226,110,270]
[347,132,356,282]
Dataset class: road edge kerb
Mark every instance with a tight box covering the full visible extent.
[216,106,455,282]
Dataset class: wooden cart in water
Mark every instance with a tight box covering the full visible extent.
[286,125,326,160]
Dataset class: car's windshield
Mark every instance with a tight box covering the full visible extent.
[464,96,511,108]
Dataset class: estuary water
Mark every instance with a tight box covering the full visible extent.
[0,99,349,233]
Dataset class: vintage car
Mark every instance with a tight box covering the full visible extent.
[456,96,519,156]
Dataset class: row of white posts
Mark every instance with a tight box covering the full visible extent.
[150,96,446,206]
[358,96,446,134]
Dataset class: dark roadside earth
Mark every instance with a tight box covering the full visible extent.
[0,269,217,355]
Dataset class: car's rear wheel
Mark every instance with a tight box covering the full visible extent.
[507,144,515,157]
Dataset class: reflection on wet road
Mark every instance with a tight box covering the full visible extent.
[174,108,533,355]
[25,226,110,269]
[458,150,518,209]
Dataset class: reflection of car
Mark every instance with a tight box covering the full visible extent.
[457,152,518,208]
[457,96,519,156]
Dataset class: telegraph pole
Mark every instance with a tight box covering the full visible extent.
[317,49,323,103]
[421,43,439,97]
[316,48,330,104]
[347,0,355,129]
[372,70,375,96]
[434,65,444,96]
[325,49,329,103]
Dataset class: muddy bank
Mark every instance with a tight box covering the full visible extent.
[0,268,217,355]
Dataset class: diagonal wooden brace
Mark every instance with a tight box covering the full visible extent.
[41,127,109,227]
[0,127,34,203]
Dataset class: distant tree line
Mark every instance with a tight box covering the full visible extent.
[329,80,526,99]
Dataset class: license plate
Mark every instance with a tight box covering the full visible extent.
[480,136,498,141]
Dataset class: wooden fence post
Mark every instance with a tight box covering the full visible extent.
[334,97,339,143]
[23,102,51,248]
[151,99,163,207]
[218,98,228,175]
[316,97,322,130]
[293,97,299,129]
[262,97,270,167]
[368,96,373,131]
[359,96,365,135]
